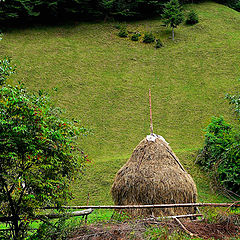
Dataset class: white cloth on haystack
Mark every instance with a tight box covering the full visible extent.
[146,133,169,144]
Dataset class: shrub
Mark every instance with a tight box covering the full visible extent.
[186,10,199,25]
[29,218,77,240]
[118,26,128,38]
[131,32,141,41]
[114,23,121,29]
[198,116,240,194]
[198,117,233,169]
[155,39,163,48]
[143,32,155,43]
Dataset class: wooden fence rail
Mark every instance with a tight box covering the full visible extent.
[0,209,93,223]
[1,202,239,223]
[44,202,240,210]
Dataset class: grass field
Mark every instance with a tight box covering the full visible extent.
[1,2,240,205]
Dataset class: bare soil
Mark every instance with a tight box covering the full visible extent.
[68,218,240,240]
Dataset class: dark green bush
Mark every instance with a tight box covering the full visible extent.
[114,24,121,29]
[198,116,240,194]
[131,32,141,41]
[186,10,199,25]
[143,32,155,43]
[118,26,128,38]
[198,117,233,169]
[29,218,76,240]
[235,0,240,11]
[155,39,163,48]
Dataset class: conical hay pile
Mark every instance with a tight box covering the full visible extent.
[111,137,197,216]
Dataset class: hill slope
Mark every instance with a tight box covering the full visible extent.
[1,2,240,205]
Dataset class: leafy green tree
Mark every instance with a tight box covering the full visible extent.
[161,0,184,41]
[0,61,88,239]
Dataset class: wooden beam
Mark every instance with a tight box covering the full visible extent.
[174,217,196,237]
[149,89,153,135]
[38,209,93,219]
[159,213,202,219]
[0,209,93,222]
[44,202,240,210]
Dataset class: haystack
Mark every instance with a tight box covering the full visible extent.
[111,135,197,216]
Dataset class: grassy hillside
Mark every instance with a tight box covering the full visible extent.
[1,2,240,205]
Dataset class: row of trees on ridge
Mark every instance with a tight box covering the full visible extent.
[0,0,205,25]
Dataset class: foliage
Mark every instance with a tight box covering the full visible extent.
[0,57,15,85]
[155,39,163,48]
[28,218,77,240]
[235,0,240,11]
[131,32,141,41]
[198,116,240,194]
[118,26,128,38]
[0,71,87,238]
[198,81,240,195]
[143,32,155,43]
[186,9,199,25]
[217,0,240,12]
[0,0,198,24]
[225,91,240,121]
[161,0,184,29]
[198,116,233,168]
[113,23,121,29]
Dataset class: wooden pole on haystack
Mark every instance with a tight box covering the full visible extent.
[149,89,153,135]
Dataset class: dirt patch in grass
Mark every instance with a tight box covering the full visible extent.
[68,218,240,240]
[183,220,239,239]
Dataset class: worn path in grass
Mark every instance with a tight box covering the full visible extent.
[1,2,240,205]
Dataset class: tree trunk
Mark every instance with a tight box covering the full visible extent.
[172,28,174,41]
[104,13,108,23]
[13,216,20,240]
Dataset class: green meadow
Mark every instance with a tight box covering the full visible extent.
[1,2,240,205]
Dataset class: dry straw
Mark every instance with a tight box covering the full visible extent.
[111,137,198,217]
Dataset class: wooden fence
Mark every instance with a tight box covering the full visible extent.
[1,202,239,223]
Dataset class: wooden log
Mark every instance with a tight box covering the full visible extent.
[155,213,203,220]
[149,89,153,135]
[38,209,93,219]
[174,217,197,237]
[0,209,93,222]
[143,213,203,223]
[43,202,240,210]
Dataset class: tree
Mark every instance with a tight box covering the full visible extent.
[99,0,114,21]
[161,0,184,41]
[0,60,88,239]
